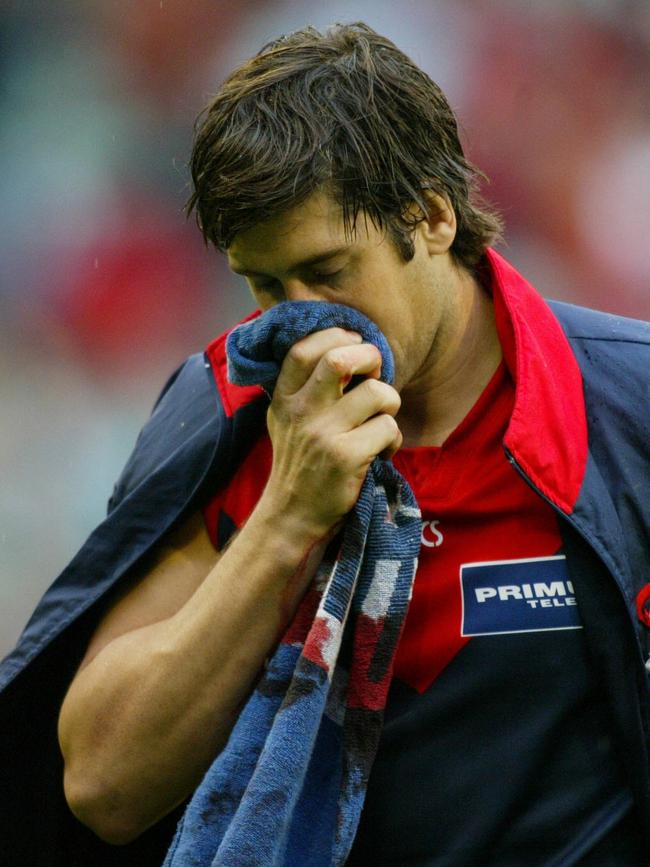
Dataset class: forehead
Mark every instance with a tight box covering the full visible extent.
[227,192,385,274]
[227,190,345,274]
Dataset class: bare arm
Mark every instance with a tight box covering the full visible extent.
[58,328,401,844]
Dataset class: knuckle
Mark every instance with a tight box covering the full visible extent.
[381,413,399,435]
[287,341,311,368]
[361,378,399,411]
[387,386,401,413]
[362,377,384,400]
[323,350,349,379]
[389,415,400,434]
[363,379,388,408]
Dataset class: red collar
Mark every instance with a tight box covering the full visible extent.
[205,310,265,418]
[486,248,587,515]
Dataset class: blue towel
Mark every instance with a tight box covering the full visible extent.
[225,301,395,395]
[164,302,421,867]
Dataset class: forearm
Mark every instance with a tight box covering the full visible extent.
[58,501,329,844]
[59,329,401,845]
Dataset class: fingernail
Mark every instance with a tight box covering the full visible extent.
[345,330,363,342]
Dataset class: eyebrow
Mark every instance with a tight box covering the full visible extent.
[230,245,350,277]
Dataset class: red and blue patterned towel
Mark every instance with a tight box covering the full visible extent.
[164,302,421,866]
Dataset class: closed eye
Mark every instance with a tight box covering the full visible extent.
[307,268,343,283]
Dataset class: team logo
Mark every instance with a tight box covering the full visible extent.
[460,555,582,636]
[421,519,443,548]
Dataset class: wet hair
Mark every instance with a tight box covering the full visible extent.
[186,22,502,268]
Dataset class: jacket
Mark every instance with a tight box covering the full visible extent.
[1,249,649,865]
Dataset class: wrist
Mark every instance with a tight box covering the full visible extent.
[239,496,339,620]
[250,491,338,562]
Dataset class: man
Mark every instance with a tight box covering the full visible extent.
[2,21,650,866]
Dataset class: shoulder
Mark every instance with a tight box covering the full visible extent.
[548,299,650,346]
[108,352,227,512]
[109,324,268,512]
[548,300,650,394]
[548,301,650,472]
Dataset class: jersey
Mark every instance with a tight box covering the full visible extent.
[203,362,638,865]
[349,362,637,865]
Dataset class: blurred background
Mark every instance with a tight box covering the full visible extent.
[2,0,649,656]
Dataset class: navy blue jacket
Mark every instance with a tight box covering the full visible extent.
[1,251,649,865]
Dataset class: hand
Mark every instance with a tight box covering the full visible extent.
[260,327,402,541]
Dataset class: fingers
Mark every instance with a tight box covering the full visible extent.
[379,426,404,461]
[272,327,400,444]
[263,328,403,536]
[336,413,403,469]
[333,377,401,431]
[276,328,381,400]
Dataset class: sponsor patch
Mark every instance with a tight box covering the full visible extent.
[460,555,582,636]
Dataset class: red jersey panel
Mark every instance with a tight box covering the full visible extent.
[391,360,562,692]
[203,433,272,539]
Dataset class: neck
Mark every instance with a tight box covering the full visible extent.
[397,269,502,448]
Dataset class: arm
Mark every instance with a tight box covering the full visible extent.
[58,328,401,845]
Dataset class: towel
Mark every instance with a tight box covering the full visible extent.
[164,301,421,867]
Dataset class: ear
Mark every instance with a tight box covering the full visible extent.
[413,191,457,255]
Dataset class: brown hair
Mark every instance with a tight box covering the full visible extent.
[186,22,502,268]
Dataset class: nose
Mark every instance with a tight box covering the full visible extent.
[284,280,325,303]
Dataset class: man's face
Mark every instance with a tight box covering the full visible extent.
[227,189,453,391]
